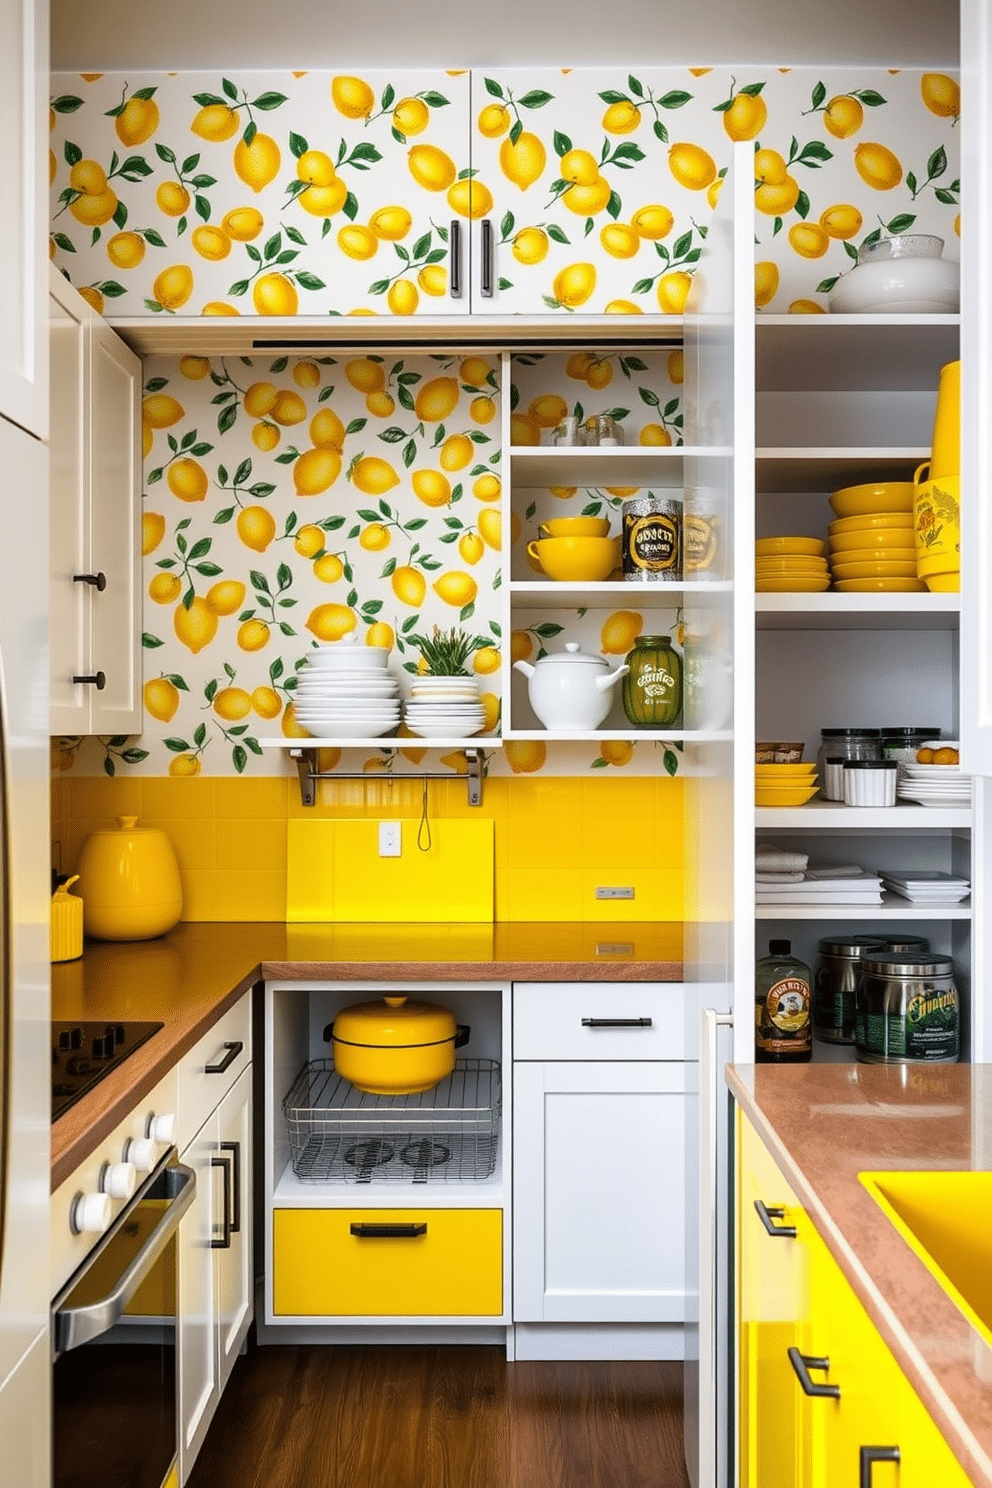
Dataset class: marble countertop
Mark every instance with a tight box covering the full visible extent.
[51,918,683,1186]
[728,1061,992,1488]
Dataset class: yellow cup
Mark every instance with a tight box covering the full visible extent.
[929,359,960,480]
[526,536,620,581]
[913,467,959,571]
[538,517,611,538]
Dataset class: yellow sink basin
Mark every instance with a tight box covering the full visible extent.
[859,1171,992,1346]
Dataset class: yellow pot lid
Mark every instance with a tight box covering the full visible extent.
[333,994,457,1048]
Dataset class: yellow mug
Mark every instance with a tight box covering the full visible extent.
[929,359,960,480]
[913,466,959,590]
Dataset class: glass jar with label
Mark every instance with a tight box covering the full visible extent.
[879,727,941,764]
[816,728,882,799]
[621,494,682,582]
[855,953,959,1063]
[621,635,682,727]
[755,939,812,1063]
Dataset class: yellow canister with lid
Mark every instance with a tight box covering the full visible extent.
[77,815,183,941]
[51,875,84,962]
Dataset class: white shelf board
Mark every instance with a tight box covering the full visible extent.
[110,313,685,357]
[505,729,731,743]
[272,1153,505,1210]
[756,892,971,920]
[511,580,731,610]
[755,800,972,829]
[755,315,960,393]
[755,450,928,493]
[258,736,500,751]
[755,593,960,630]
[510,446,699,487]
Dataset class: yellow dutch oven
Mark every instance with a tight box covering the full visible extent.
[324,994,470,1095]
[77,815,182,941]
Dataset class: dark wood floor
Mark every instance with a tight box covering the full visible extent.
[187,1345,690,1488]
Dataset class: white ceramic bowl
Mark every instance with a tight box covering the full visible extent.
[829,253,959,314]
[306,647,389,670]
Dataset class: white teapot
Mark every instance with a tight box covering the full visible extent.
[514,642,629,733]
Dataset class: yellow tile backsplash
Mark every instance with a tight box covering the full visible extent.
[52,774,687,923]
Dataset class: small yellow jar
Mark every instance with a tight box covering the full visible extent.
[77,816,183,941]
[51,875,83,962]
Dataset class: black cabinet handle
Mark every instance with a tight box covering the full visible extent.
[210,1152,232,1249]
[73,571,107,591]
[755,1199,797,1238]
[480,218,494,297]
[860,1446,900,1486]
[449,220,462,298]
[73,671,106,690]
[220,1139,241,1233]
[350,1222,427,1238]
[787,1347,840,1398]
[582,1017,652,1028]
[205,1040,243,1075]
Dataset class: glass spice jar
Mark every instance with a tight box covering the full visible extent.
[621,635,682,727]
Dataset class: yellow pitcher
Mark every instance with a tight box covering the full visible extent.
[913,460,960,593]
[929,359,960,479]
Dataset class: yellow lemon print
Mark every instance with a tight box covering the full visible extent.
[69,159,106,194]
[387,279,419,315]
[191,225,231,260]
[433,571,477,607]
[243,381,278,417]
[560,149,599,186]
[271,390,307,425]
[788,223,829,259]
[234,132,281,193]
[586,357,613,390]
[824,95,864,139]
[293,524,324,558]
[366,389,395,417]
[639,424,672,446]
[296,149,336,186]
[440,434,473,471]
[505,740,546,774]
[604,300,643,314]
[142,393,184,428]
[601,609,643,654]
[359,522,390,551]
[153,264,193,311]
[205,579,245,615]
[819,203,863,240]
[754,260,779,307]
[202,301,239,316]
[238,618,270,652]
[472,473,501,502]
[331,76,375,119]
[600,223,640,259]
[115,95,159,146]
[510,411,540,446]
[479,692,500,732]
[788,300,827,314]
[921,73,960,118]
[458,531,484,565]
[313,553,344,582]
[394,97,430,136]
[192,104,238,141]
[412,469,451,507]
[223,207,263,241]
[155,180,190,216]
[252,686,282,720]
[70,189,118,227]
[179,355,210,380]
[167,457,208,502]
[391,565,426,607]
[754,149,788,185]
[600,740,634,767]
[512,226,548,264]
[169,753,201,777]
[722,92,767,141]
[469,395,496,424]
[106,231,145,269]
[174,596,218,654]
[143,677,179,722]
[365,621,394,650]
[500,131,547,190]
[603,100,641,134]
[253,273,298,315]
[447,177,494,219]
[345,359,385,394]
[414,376,459,421]
[563,178,611,215]
[631,204,675,241]
[478,103,509,138]
[306,603,357,641]
[351,456,399,495]
[369,206,412,240]
[667,349,684,385]
[854,143,903,191]
[293,361,321,389]
[668,142,717,190]
[511,629,533,663]
[310,406,346,447]
[213,687,252,721]
[294,447,341,496]
[339,224,378,260]
[142,512,166,555]
[460,356,492,387]
[148,572,181,604]
[408,144,457,192]
[299,180,348,217]
[472,645,500,674]
[754,177,800,215]
[552,262,596,308]
[280,701,307,737]
[477,508,502,550]
[529,394,568,428]
[565,352,594,380]
[236,505,276,551]
[418,264,447,296]
[656,270,691,314]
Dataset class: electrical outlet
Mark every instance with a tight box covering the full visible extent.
[378,821,402,857]
[596,942,635,955]
[595,886,635,900]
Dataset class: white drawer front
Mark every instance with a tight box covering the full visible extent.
[176,993,252,1152]
[512,982,685,1061]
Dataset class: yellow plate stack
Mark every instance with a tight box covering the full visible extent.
[755,536,829,593]
[826,485,925,592]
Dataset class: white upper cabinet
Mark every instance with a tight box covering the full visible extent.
[0,0,48,435]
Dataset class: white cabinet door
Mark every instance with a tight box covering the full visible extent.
[89,320,141,731]
[0,0,47,436]
[215,1066,253,1392]
[49,279,89,732]
[178,1114,220,1480]
[513,1061,687,1324]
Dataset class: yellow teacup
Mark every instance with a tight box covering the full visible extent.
[538,516,611,539]
[527,536,621,581]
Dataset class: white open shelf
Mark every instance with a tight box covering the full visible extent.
[755,449,929,492]
[510,445,699,487]
[272,1151,505,1210]
[756,893,971,921]
[755,801,973,829]
[754,593,960,630]
[510,580,730,609]
[258,736,500,751]
[507,729,731,743]
[755,315,960,392]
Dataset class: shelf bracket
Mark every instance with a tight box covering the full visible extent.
[288,747,486,808]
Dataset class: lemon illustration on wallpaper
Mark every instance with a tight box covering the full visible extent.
[153,265,194,311]
[192,103,239,140]
[387,280,419,315]
[293,524,324,558]
[823,95,864,138]
[631,205,674,240]
[369,206,412,241]
[238,619,270,652]
[408,145,456,192]
[412,470,451,508]
[107,232,145,269]
[148,573,181,604]
[478,103,510,138]
[391,566,426,607]
[115,93,159,146]
[656,271,691,314]
[721,91,766,141]
[472,645,500,675]
[365,388,396,416]
[418,264,447,296]
[788,223,828,258]
[433,571,477,607]
[820,203,863,239]
[365,621,394,650]
[469,395,496,424]
[213,686,252,722]
[603,100,641,134]
[448,178,493,218]
[505,741,546,774]
[223,207,264,241]
[440,434,473,471]
[306,604,357,641]
[338,225,378,260]
[313,553,344,582]
[155,180,190,216]
[755,261,779,307]
[512,227,548,264]
[458,531,484,565]
[563,179,610,216]
[174,597,218,653]
[179,355,211,380]
[668,143,716,191]
[143,677,179,722]
[854,143,903,190]
[142,512,165,555]
[500,132,546,189]
[511,630,532,663]
[413,377,459,422]
[205,580,245,616]
[586,358,613,388]
[601,224,639,259]
[472,473,500,502]
[529,394,567,428]
[236,506,276,551]
[510,411,539,446]
[600,741,634,767]
[921,73,960,118]
[252,686,282,719]
[359,523,390,551]
[253,273,298,315]
[552,263,596,308]
[310,406,346,445]
[477,509,501,550]
[601,610,643,654]
[349,456,399,495]
[331,75,375,120]
[393,97,430,136]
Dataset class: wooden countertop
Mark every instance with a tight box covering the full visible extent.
[728,1062,992,1488]
[51,919,683,1187]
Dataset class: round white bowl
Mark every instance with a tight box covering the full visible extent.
[829,253,959,314]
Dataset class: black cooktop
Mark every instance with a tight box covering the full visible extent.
[51,1020,164,1120]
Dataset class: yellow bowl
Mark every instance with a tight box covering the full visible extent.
[828,482,915,518]
[755,536,826,558]
[539,516,611,539]
[755,560,828,573]
[755,784,820,807]
[829,529,916,554]
[829,512,914,535]
[834,577,927,593]
[756,576,831,593]
[527,536,621,581]
[831,559,920,580]
[755,764,817,778]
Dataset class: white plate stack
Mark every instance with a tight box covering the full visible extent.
[880,870,971,905]
[294,642,400,739]
[896,764,972,808]
[403,675,486,739]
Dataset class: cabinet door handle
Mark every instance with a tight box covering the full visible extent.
[73,672,106,690]
[210,1152,232,1250]
[581,1017,652,1028]
[754,1199,797,1238]
[73,571,107,592]
[349,1222,427,1239]
[205,1040,243,1075]
[220,1139,241,1233]
[449,220,462,298]
[860,1446,900,1486]
[787,1347,841,1398]
[480,218,494,297]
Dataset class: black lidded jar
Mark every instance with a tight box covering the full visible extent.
[812,935,886,1044]
[755,939,812,1063]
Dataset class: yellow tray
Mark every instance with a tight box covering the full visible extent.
[829,512,914,535]
[828,482,914,518]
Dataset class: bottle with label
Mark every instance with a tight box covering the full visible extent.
[621,635,682,727]
[755,939,812,1063]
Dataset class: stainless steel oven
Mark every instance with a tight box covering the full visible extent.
[51,1150,195,1488]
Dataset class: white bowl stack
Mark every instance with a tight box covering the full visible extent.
[294,642,400,739]
[403,675,486,739]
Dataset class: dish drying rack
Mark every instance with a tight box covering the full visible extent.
[283,1058,500,1184]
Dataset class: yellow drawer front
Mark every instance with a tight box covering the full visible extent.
[273,1208,502,1317]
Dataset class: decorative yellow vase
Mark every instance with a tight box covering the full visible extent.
[51,875,84,962]
[913,462,960,593]
[929,359,960,479]
[77,815,183,941]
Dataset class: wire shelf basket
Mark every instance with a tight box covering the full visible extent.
[282,1058,501,1184]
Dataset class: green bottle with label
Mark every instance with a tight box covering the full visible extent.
[621,635,683,727]
[755,939,812,1063]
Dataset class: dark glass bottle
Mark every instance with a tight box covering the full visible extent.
[755,939,812,1063]
[621,635,682,727]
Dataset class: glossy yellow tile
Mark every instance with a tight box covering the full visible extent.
[140,815,215,872]
[214,776,287,820]
[141,777,216,822]
[507,778,585,870]
[580,777,660,870]
[214,816,287,871]
[503,867,586,922]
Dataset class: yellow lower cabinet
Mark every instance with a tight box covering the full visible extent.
[273,1208,502,1317]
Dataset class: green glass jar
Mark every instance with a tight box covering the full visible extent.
[621,635,683,727]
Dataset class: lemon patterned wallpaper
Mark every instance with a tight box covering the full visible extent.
[50,67,959,317]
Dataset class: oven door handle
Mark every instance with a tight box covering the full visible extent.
[52,1154,196,1357]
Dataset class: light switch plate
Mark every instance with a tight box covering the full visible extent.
[378,821,401,857]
